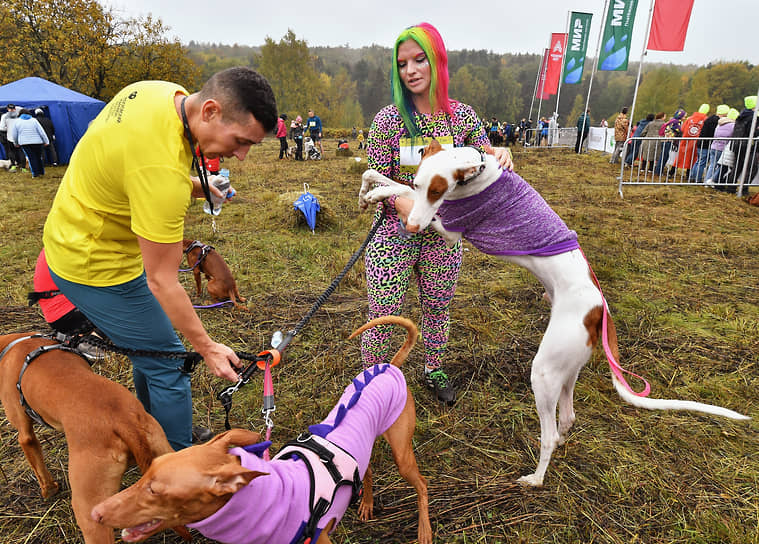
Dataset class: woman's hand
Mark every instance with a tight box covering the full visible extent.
[492,147,514,171]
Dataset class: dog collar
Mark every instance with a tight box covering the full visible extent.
[458,147,488,186]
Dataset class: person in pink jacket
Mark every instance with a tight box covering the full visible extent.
[277,113,288,159]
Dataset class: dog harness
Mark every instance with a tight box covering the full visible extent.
[187,364,408,544]
[437,168,580,256]
[275,433,362,544]
[0,334,91,429]
[181,240,214,271]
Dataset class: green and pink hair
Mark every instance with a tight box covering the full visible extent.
[391,22,452,136]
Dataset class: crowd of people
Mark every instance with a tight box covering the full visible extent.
[0,104,57,176]
[623,96,758,194]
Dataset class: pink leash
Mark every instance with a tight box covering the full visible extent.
[261,359,276,461]
[579,248,651,397]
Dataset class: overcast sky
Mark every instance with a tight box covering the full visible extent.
[105,0,758,67]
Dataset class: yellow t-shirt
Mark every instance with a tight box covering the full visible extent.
[43,81,193,286]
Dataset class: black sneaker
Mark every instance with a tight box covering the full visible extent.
[425,369,457,404]
[192,426,214,444]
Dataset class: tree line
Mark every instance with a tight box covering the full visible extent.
[2,1,757,129]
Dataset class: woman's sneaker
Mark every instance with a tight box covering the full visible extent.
[425,368,456,404]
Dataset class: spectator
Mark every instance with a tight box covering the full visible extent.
[600,118,608,128]
[625,113,654,165]
[693,104,722,182]
[357,129,365,150]
[547,113,558,147]
[675,104,709,180]
[10,108,49,178]
[575,109,591,153]
[639,112,667,173]
[0,104,23,171]
[731,95,759,195]
[42,67,277,450]
[306,109,323,159]
[661,108,686,177]
[292,115,304,160]
[277,113,288,159]
[351,126,357,139]
[539,117,549,146]
[361,22,512,404]
[34,108,58,166]
[610,107,629,164]
[705,105,734,185]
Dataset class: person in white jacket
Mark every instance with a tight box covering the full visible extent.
[10,109,49,177]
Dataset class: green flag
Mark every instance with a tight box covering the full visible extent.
[562,12,593,84]
[598,0,639,71]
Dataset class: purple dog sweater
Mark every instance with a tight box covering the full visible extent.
[187,364,407,544]
[437,169,579,256]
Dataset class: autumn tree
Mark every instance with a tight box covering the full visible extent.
[256,30,325,119]
[0,0,200,100]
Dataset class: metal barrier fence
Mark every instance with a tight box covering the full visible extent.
[617,136,758,198]
[520,127,577,148]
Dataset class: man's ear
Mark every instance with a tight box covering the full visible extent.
[200,99,221,122]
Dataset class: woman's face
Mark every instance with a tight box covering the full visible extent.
[397,39,431,96]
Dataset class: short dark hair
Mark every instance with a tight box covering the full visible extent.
[646,113,655,121]
[621,107,628,115]
[200,67,278,132]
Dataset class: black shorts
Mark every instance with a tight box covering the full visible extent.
[309,131,321,142]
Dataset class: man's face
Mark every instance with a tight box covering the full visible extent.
[308,110,314,117]
[197,103,267,161]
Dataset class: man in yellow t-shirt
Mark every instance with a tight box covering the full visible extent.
[42,67,277,449]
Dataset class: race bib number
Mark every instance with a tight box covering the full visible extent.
[399,135,454,175]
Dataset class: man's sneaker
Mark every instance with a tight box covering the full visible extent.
[8,166,17,172]
[192,426,214,444]
[77,341,105,362]
[425,369,456,404]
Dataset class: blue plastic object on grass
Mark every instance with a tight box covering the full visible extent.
[294,183,320,233]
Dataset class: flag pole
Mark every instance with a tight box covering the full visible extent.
[537,46,549,135]
[580,0,609,151]
[627,0,655,144]
[555,10,571,118]
[528,53,541,125]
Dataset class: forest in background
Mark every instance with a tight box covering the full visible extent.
[3,0,758,129]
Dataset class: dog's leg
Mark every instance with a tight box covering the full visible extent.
[14,415,59,498]
[381,388,432,544]
[192,266,203,296]
[357,465,374,521]
[518,301,593,487]
[69,446,126,543]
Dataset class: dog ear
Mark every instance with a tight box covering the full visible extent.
[421,139,444,160]
[207,465,267,496]
[207,429,263,449]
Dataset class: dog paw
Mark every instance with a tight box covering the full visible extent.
[40,480,60,498]
[517,473,544,487]
[357,499,374,521]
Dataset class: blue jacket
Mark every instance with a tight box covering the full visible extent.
[306,115,322,134]
[11,114,49,146]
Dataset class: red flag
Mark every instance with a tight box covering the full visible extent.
[536,49,551,100]
[647,0,694,51]
[544,33,567,95]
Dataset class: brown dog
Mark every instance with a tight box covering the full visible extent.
[182,239,247,309]
[91,316,432,544]
[0,333,188,544]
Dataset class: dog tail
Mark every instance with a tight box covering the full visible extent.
[601,307,750,421]
[348,316,418,368]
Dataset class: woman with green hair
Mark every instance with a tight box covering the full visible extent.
[360,22,512,404]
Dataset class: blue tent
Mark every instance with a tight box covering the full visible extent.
[0,77,105,164]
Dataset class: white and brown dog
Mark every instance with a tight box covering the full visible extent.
[359,140,750,487]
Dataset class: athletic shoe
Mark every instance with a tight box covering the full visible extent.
[425,369,456,404]
[8,166,17,172]
[77,340,105,362]
[192,426,214,443]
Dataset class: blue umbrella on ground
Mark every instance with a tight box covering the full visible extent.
[294,183,320,233]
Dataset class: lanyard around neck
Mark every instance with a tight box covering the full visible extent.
[180,96,214,213]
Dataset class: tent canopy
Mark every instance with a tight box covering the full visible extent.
[0,77,105,164]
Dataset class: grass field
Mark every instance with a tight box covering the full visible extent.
[0,140,757,543]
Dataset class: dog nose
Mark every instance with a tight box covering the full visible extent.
[405,223,420,233]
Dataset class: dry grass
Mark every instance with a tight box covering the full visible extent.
[0,140,757,543]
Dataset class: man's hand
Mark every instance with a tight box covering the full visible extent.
[196,341,241,381]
